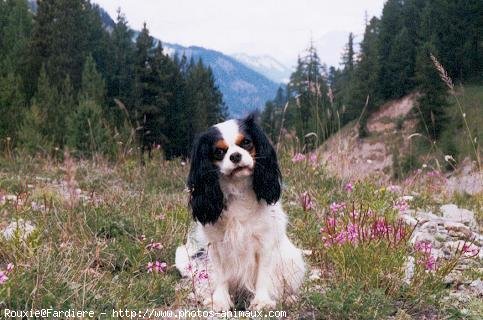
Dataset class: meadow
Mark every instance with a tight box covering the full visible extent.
[0,147,481,319]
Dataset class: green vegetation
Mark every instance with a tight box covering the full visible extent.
[0,0,226,159]
[0,151,480,318]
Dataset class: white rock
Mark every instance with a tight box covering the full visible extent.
[2,219,36,241]
[416,211,444,224]
[403,256,415,284]
[469,279,483,296]
[400,214,417,226]
[441,204,476,229]
[309,268,322,281]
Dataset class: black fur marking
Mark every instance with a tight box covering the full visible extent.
[240,113,281,204]
[187,127,225,225]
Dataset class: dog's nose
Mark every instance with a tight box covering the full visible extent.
[230,152,242,164]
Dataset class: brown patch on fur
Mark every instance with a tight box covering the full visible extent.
[215,139,228,150]
[235,134,245,145]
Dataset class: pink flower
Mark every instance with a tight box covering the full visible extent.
[198,269,209,281]
[154,261,167,273]
[415,241,432,255]
[387,185,401,193]
[330,202,346,214]
[327,217,336,228]
[346,224,359,243]
[300,192,315,211]
[291,153,306,163]
[156,213,165,220]
[147,261,167,273]
[309,153,318,166]
[393,199,409,213]
[146,241,163,250]
[6,263,14,273]
[424,255,436,271]
[139,234,146,241]
[344,183,354,192]
[462,244,479,256]
[0,271,8,284]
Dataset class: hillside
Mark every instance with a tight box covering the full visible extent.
[319,86,482,191]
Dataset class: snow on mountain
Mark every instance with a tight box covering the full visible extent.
[232,53,292,84]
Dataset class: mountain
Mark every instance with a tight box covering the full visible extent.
[27,0,278,117]
[161,44,279,117]
[232,53,292,84]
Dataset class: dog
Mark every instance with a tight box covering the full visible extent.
[175,113,305,311]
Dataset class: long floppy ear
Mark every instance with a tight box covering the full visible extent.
[242,113,281,204]
[187,132,224,225]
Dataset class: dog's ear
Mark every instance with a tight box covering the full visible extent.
[187,132,224,225]
[242,113,281,204]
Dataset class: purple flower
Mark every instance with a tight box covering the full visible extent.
[309,153,318,166]
[0,271,9,284]
[291,153,306,163]
[146,241,163,250]
[344,183,354,192]
[425,255,436,271]
[147,262,154,273]
[330,202,346,214]
[393,199,409,213]
[6,263,14,273]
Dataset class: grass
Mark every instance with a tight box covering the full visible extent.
[0,150,481,319]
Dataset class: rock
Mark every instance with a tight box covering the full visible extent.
[309,268,322,281]
[2,219,36,241]
[469,279,483,296]
[416,211,444,224]
[400,213,417,226]
[444,221,473,239]
[410,232,441,248]
[403,256,415,284]
[441,204,476,229]
[444,240,481,258]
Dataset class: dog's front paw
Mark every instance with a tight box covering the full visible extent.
[250,296,276,311]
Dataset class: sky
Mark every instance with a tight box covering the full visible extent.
[93,0,385,69]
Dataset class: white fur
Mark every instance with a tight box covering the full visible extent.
[176,119,306,311]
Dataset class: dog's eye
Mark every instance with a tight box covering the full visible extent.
[240,138,253,150]
[213,148,226,160]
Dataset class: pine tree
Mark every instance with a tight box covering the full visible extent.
[415,42,448,140]
[0,72,25,146]
[107,8,136,127]
[67,56,112,157]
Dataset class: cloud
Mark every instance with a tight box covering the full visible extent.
[94,0,384,68]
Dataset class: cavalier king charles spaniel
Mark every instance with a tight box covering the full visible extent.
[176,114,305,311]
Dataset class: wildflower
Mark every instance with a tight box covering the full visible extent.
[387,185,401,193]
[198,269,209,281]
[146,241,163,250]
[6,263,14,273]
[344,182,354,192]
[309,153,318,166]
[415,241,432,255]
[330,202,346,214]
[425,255,436,271]
[146,262,154,273]
[462,244,480,257]
[393,199,409,213]
[139,234,146,242]
[0,271,8,284]
[346,223,359,243]
[156,213,165,220]
[155,261,168,273]
[300,192,315,211]
[291,153,305,163]
[327,217,336,228]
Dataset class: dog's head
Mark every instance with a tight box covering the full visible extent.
[187,113,281,225]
